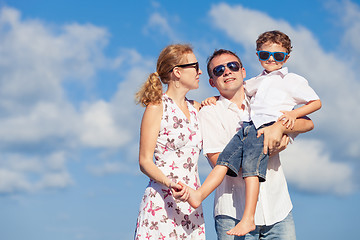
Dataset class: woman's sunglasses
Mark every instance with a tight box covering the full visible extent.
[257,51,288,62]
[170,62,199,73]
[212,61,241,77]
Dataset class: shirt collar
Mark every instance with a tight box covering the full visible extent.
[218,95,249,111]
[260,67,288,78]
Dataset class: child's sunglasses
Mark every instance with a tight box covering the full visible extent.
[170,62,199,73]
[212,61,241,77]
[257,51,288,62]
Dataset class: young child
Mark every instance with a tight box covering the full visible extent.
[186,30,322,236]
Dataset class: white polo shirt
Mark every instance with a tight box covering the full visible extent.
[245,67,320,129]
[199,95,293,226]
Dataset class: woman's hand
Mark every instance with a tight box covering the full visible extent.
[170,181,190,202]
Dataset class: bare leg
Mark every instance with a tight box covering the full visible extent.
[187,165,228,208]
[227,176,258,236]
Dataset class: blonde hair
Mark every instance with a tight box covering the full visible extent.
[135,44,193,106]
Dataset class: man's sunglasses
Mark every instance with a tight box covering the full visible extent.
[212,61,241,77]
[170,62,199,73]
[257,51,288,62]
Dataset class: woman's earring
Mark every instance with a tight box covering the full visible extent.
[175,80,180,88]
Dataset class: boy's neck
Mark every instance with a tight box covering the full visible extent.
[264,66,284,74]
[264,68,280,74]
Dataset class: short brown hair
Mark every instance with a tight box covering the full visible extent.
[256,30,292,53]
[207,49,243,78]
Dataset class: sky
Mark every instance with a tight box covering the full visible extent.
[0,0,360,239]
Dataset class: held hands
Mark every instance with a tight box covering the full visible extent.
[278,110,297,129]
[170,181,190,202]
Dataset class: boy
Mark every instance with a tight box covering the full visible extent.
[186,30,321,236]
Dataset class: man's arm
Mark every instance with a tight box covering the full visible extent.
[259,116,314,155]
[207,131,292,165]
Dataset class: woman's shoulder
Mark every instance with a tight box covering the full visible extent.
[144,101,163,117]
[187,99,201,112]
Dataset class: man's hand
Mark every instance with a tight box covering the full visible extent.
[257,122,286,155]
[201,96,219,107]
[269,134,290,156]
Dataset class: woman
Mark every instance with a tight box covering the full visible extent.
[134,44,206,239]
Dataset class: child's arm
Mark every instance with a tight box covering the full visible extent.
[278,99,322,129]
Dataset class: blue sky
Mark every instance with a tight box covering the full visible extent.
[1,0,359,239]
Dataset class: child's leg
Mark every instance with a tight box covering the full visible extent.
[226,176,258,236]
[187,164,228,209]
[187,129,245,208]
[226,123,268,236]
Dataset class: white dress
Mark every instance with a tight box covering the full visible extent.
[134,94,206,240]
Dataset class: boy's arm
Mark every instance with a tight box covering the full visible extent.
[279,99,322,129]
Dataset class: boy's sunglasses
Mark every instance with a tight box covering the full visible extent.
[257,51,288,62]
[212,61,241,77]
[170,62,199,73]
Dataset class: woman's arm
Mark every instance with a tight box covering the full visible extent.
[139,103,189,199]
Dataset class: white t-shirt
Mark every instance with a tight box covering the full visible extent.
[245,67,320,129]
[199,95,293,226]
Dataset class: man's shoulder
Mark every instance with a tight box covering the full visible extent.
[199,101,228,121]
[200,101,226,113]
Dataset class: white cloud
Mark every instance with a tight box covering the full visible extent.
[0,169,32,193]
[0,6,110,149]
[0,6,166,193]
[281,139,355,195]
[79,100,130,148]
[143,12,179,41]
[326,0,360,54]
[0,6,130,193]
[36,171,73,189]
[0,152,73,194]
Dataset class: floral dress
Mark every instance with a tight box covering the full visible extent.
[134,94,205,240]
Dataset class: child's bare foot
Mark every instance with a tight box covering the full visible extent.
[226,218,255,236]
[179,183,202,209]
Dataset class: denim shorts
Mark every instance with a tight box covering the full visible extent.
[216,121,271,182]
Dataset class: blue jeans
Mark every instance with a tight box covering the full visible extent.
[216,121,270,182]
[215,212,296,240]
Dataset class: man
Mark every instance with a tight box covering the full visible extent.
[198,49,313,239]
